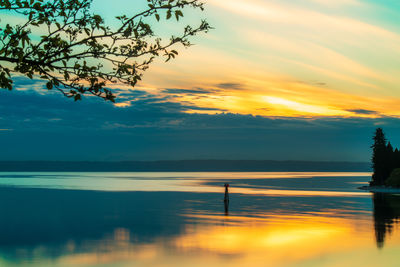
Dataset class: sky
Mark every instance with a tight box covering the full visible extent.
[1,0,400,161]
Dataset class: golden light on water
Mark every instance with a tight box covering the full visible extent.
[27,212,400,267]
[174,215,353,254]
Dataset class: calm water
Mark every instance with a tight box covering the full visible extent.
[0,172,399,266]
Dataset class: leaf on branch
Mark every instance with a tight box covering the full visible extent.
[46,81,53,90]
[175,10,183,21]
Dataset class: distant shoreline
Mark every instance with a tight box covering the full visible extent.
[0,160,371,172]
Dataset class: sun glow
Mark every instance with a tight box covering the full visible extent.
[262,96,343,115]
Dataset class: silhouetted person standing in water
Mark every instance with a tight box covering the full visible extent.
[224,183,229,215]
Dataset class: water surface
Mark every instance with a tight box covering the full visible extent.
[0,172,398,266]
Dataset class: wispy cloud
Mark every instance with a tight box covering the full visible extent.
[162,88,217,95]
[309,0,362,7]
[216,83,243,90]
[347,109,379,115]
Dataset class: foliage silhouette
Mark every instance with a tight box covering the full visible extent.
[369,128,400,186]
[0,0,210,101]
[371,128,388,185]
[385,168,400,187]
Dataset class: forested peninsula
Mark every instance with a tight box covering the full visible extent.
[370,128,400,187]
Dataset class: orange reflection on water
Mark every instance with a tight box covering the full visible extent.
[172,214,400,267]
[170,213,400,266]
[227,187,371,197]
[27,210,400,267]
[175,214,362,256]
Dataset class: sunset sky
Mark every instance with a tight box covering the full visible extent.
[2,0,400,161]
[93,0,400,118]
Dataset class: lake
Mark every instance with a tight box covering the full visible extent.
[0,172,399,266]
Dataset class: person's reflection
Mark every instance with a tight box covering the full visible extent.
[372,193,400,248]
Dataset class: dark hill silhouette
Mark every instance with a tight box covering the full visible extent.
[0,160,370,172]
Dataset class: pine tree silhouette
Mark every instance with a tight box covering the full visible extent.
[371,128,388,185]
[394,148,400,169]
[385,142,395,179]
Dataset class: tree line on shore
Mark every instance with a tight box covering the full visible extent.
[371,128,400,186]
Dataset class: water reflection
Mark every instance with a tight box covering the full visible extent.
[0,172,372,195]
[3,172,400,266]
[373,193,400,248]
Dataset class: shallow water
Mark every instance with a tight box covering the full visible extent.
[0,172,399,266]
